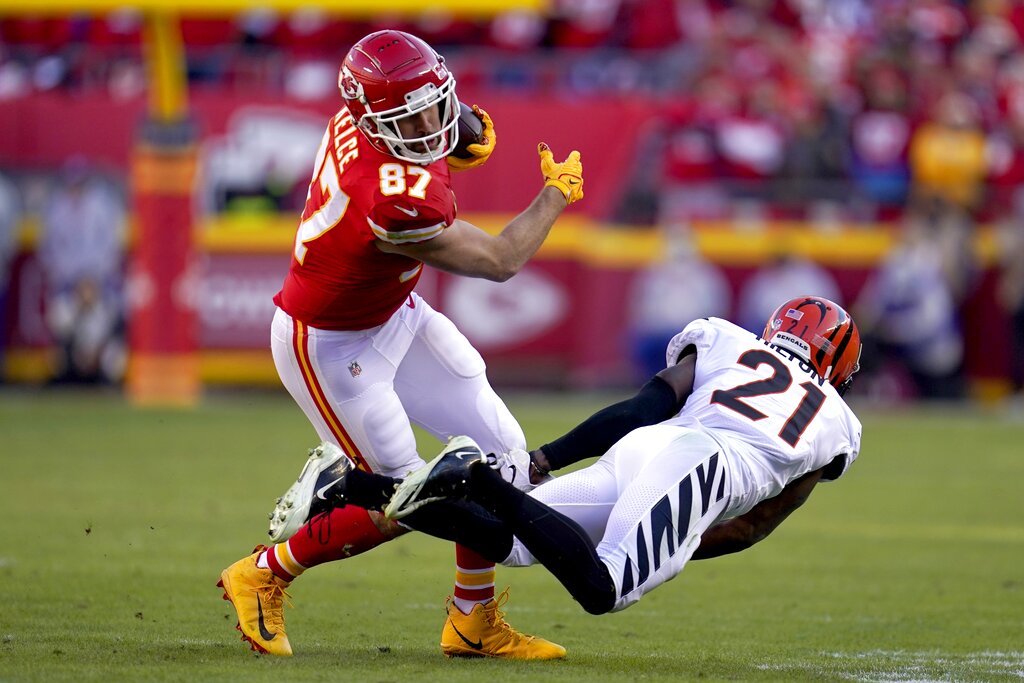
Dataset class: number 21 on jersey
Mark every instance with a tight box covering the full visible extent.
[710,349,827,447]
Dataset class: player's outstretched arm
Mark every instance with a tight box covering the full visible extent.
[530,355,697,480]
[690,467,826,560]
[377,144,583,282]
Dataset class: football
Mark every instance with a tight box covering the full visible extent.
[450,102,485,159]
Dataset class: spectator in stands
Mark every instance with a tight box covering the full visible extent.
[657,77,736,223]
[38,158,126,384]
[988,54,1024,217]
[777,89,850,209]
[0,171,19,381]
[848,64,912,216]
[714,82,789,195]
[548,0,621,50]
[737,239,842,334]
[628,225,730,379]
[855,208,969,400]
[908,90,988,215]
[952,39,1001,128]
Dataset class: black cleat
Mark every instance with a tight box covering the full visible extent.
[383,436,483,520]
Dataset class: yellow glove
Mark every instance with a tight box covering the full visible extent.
[538,142,584,205]
[447,105,496,172]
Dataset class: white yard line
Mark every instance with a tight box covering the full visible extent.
[758,650,1024,682]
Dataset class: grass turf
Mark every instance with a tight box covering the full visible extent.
[1,388,1022,682]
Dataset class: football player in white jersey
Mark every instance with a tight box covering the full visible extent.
[377,295,863,614]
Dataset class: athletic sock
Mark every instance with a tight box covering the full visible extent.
[264,542,305,581]
[265,505,394,582]
[452,545,495,614]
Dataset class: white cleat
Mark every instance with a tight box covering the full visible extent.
[267,442,354,543]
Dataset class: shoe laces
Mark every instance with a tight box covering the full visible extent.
[485,587,534,643]
[248,545,294,626]
[251,579,293,631]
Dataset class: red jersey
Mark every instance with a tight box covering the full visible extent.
[274,109,456,330]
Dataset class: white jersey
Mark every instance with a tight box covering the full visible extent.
[664,317,862,518]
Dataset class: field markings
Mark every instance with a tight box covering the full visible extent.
[759,649,1024,681]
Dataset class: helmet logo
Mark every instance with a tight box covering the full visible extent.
[785,308,804,320]
[339,66,364,102]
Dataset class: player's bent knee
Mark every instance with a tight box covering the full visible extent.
[578,587,617,615]
[567,563,618,615]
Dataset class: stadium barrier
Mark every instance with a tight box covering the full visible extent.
[2,214,1011,399]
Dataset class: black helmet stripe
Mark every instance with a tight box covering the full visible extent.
[831,322,855,378]
[812,302,839,367]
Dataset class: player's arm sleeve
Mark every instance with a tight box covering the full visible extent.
[665,318,710,368]
[367,201,449,245]
[538,355,696,472]
[820,414,862,482]
[690,467,825,560]
[820,453,849,481]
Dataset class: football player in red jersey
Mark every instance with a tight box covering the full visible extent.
[217,30,582,659]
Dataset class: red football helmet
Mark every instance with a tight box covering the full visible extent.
[338,30,460,164]
[762,296,862,395]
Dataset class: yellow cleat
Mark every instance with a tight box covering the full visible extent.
[440,587,566,660]
[217,545,293,656]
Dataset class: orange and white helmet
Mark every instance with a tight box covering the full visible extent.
[763,296,862,395]
[338,30,460,164]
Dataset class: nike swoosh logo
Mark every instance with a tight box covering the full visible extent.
[508,463,517,485]
[449,449,479,461]
[449,617,483,650]
[316,477,345,501]
[257,596,276,641]
[395,205,419,217]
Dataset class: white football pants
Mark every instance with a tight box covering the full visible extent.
[271,293,526,477]
[505,425,731,612]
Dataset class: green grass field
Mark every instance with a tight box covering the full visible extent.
[1,387,1022,682]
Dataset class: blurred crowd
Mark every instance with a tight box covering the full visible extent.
[1,0,1023,400]
[0,163,126,386]
[4,1,1024,221]
[629,200,997,402]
